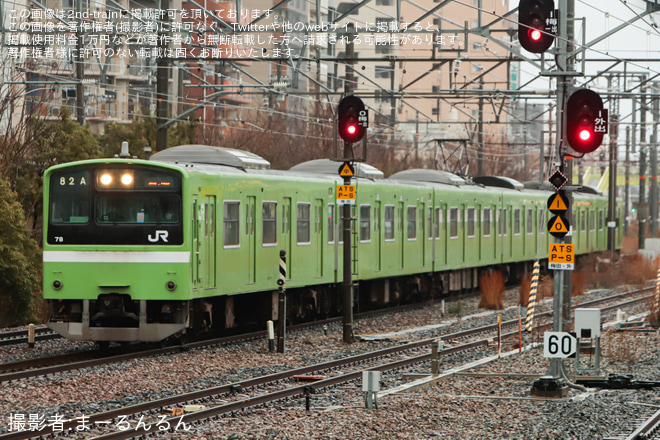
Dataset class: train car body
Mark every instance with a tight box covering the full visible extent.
[43,145,621,342]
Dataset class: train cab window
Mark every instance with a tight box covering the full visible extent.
[50,170,91,224]
[539,209,545,234]
[297,203,311,244]
[514,209,521,235]
[466,207,475,238]
[262,201,277,245]
[360,205,371,242]
[407,206,417,240]
[327,204,335,243]
[483,207,491,237]
[223,201,240,247]
[449,207,459,239]
[427,207,433,240]
[527,208,533,234]
[385,205,395,241]
[434,207,442,239]
[599,210,604,230]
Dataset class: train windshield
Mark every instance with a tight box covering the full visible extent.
[47,166,183,245]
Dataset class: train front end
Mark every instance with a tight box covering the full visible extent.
[43,160,190,342]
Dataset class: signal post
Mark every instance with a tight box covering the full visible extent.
[518,0,607,395]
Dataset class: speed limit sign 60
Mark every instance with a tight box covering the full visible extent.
[543,332,577,358]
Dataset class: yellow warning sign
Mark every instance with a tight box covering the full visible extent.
[336,184,356,205]
[549,243,574,270]
[547,215,569,237]
[338,162,355,177]
[548,192,569,212]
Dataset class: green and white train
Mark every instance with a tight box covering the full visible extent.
[43,145,621,342]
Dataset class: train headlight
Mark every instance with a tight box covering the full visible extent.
[53,280,62,290]
[121,173,133,185]
[166,281,177,291]
[100,174,112,185]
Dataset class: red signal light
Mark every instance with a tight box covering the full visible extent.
[529,28,542,42]
[338,95,368,143]
[566,89,606,154]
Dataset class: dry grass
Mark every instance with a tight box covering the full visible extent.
[603,331,642,372]
[571,271,585,297]
[519,273,532,307]
[479,270,505,310]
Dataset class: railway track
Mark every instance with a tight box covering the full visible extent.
[605,405,660,440]
[0,287,653,384]
[0,286,656,440]
[0,328,60,347]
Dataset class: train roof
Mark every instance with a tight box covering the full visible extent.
[150,145,271,170]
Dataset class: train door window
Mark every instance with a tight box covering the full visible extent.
[360,205,371,242]
[589,210,595,231]
[599,210,604,230]
[327,204,335,243]
[498,208,507,236]
[282,198,291,235]
[539,209,545,234]
[374,204,380,235]
[513,208,521,235]
[262,201,277,245]
[297,202,311,245]
[427,207,433,240]
[223,201,240,248]
[581,210,586,232]
[449,207,459,239]
[466,207,475,238]
[407,206,417,240]
[527,208,533,234]
[434,207,442,239]
[385,205,395,241]
[483,207,491,237]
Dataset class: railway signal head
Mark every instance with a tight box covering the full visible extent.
[566,88,606,154]
[518,0,556,53]
[338,95,367,143]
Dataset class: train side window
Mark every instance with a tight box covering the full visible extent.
[407,206,417,240]
[514,208,521,235]
[262,201,277,245]
[449,207,459,239]
[483,207,491,237]
[599,210,604,231]
[297,202,311,244]
[527,208,533,235]
[539,209,545,234]
[327,204,335,243]
[466,207,475,238]
[223,201,240,248]
[384,205,395,241]
[360,205,371,242]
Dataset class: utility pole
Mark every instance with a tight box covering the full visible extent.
[155,0,169,151]
[639,81,648,249]
[625,125,630,236]
[75,0,85,125]
[650,84,659,237]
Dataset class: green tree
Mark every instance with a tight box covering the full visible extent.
[99,116,195,158]
[12,107,103,235]
[0,176,42,326]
